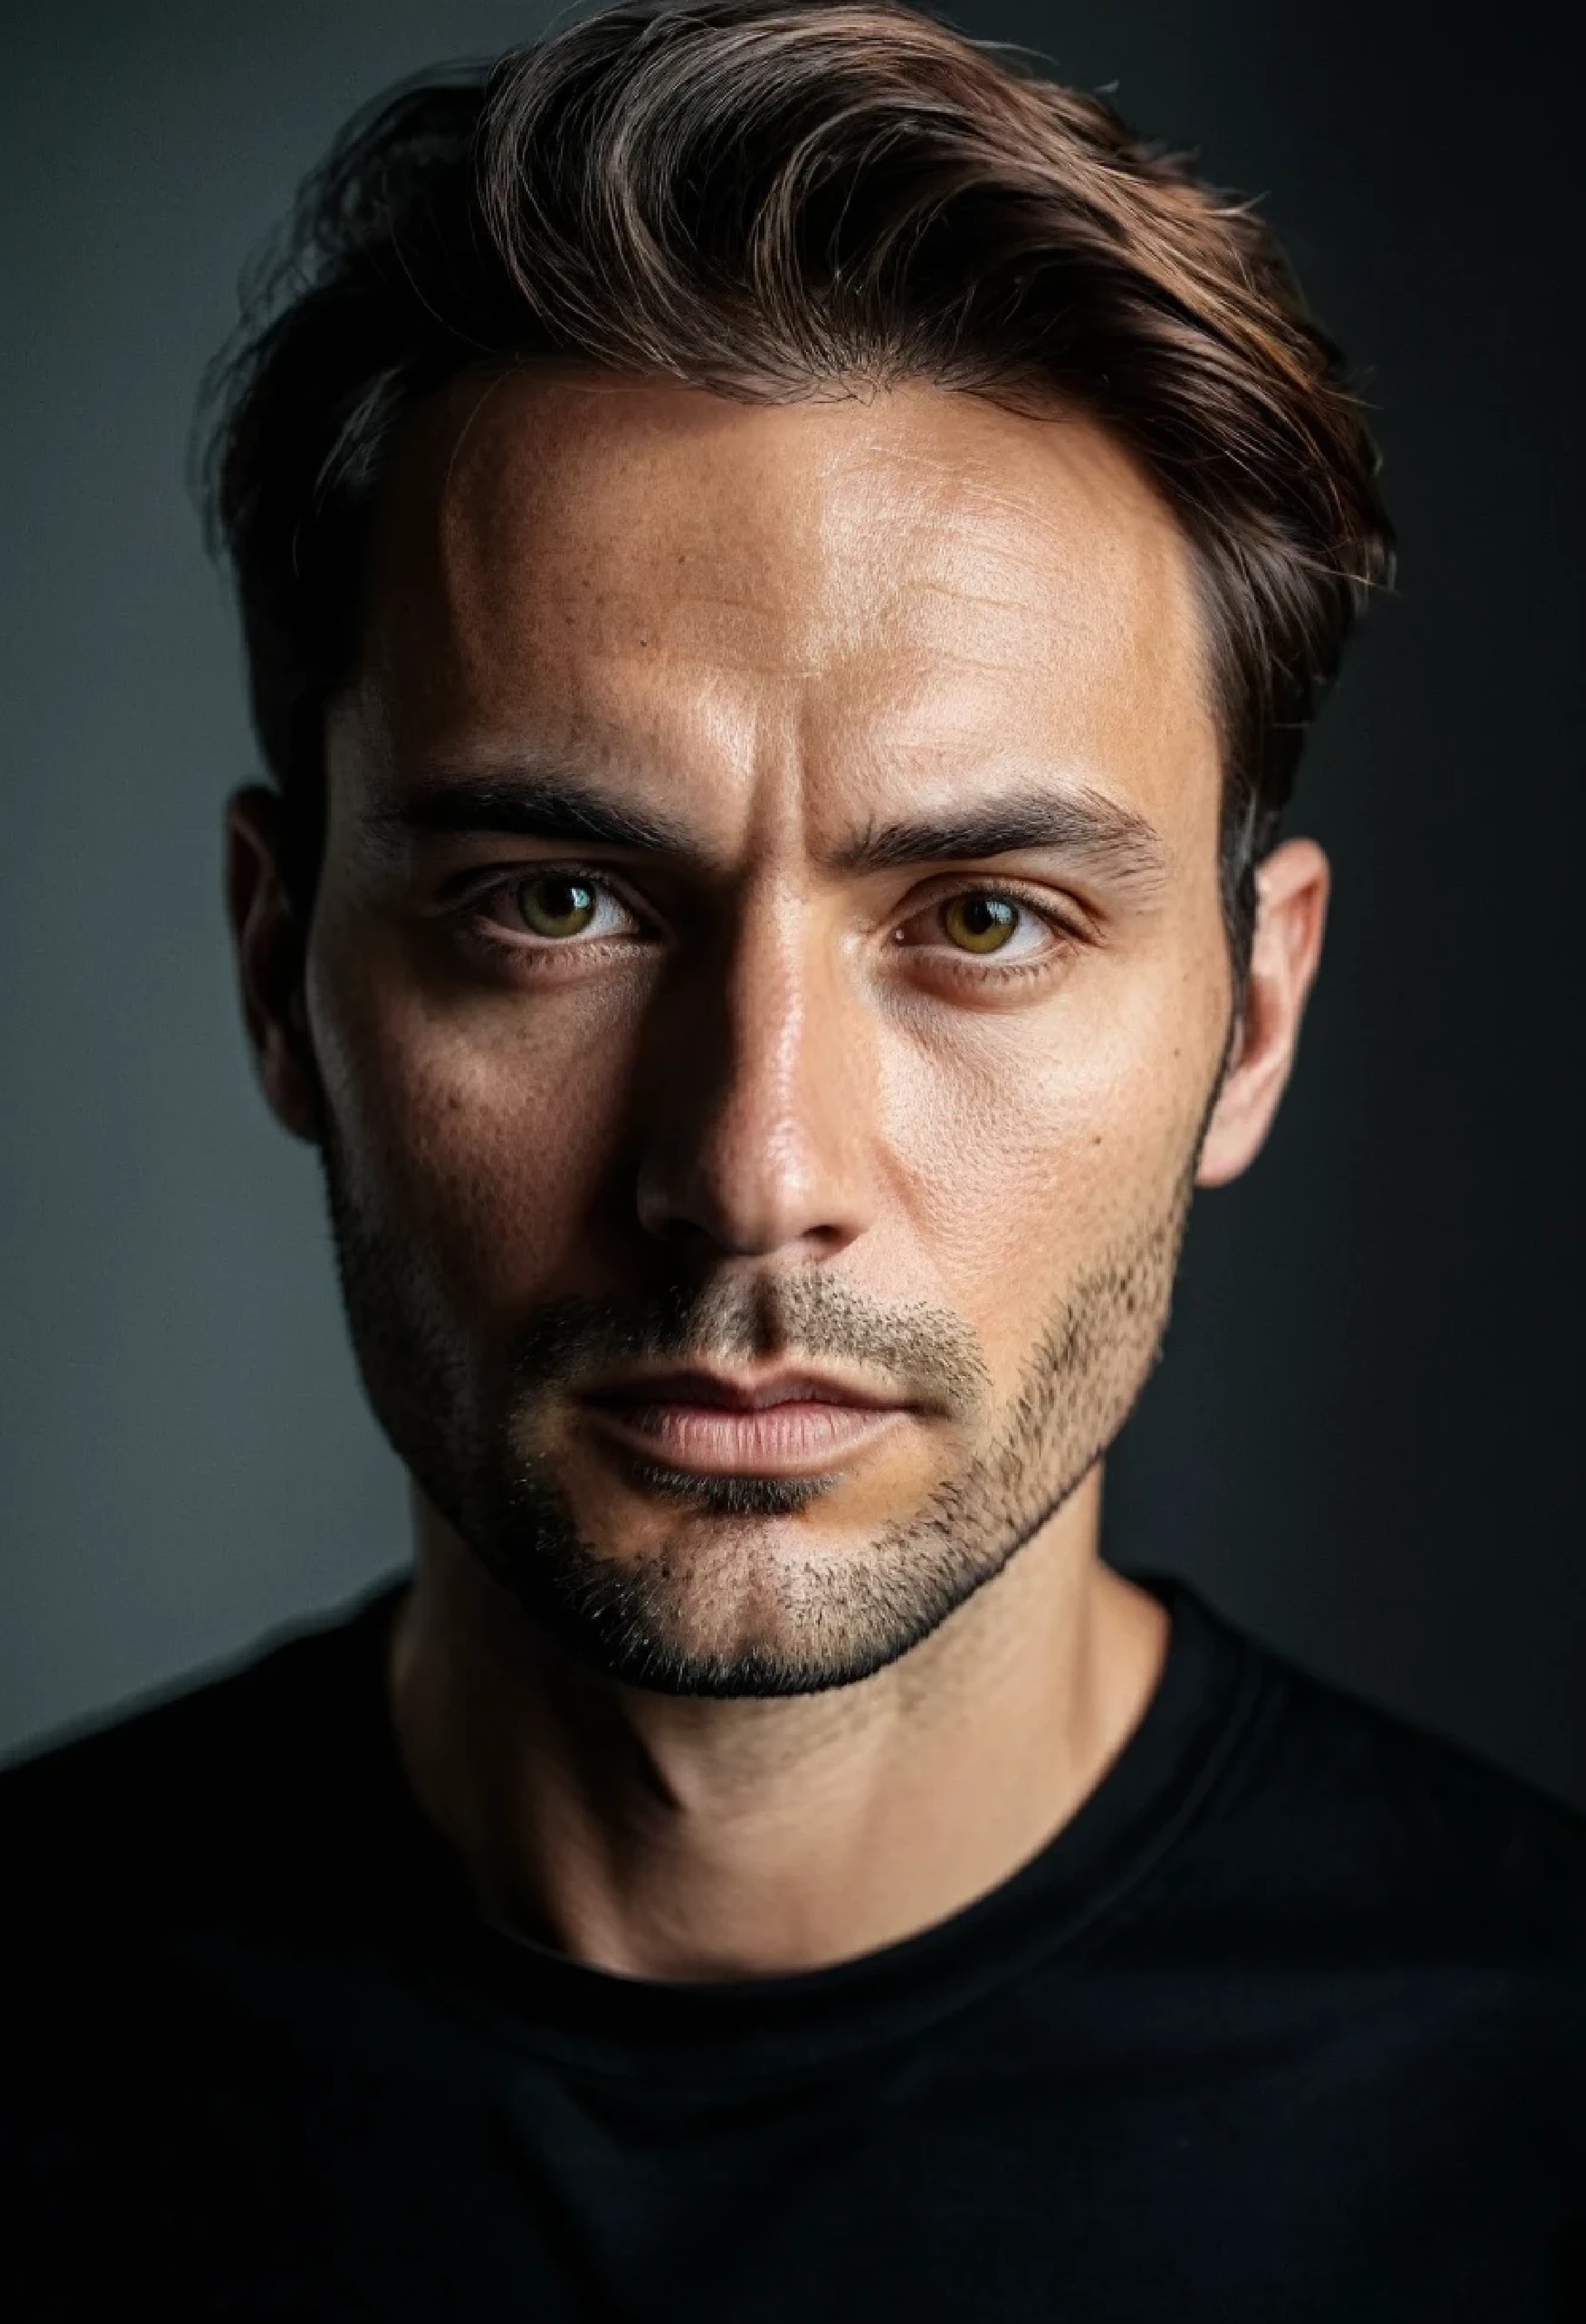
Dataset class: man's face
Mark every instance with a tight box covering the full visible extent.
[281,373,1245,1694]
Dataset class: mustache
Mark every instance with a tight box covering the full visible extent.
[503,1272,992,1421]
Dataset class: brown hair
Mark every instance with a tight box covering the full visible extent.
[200,0,1393,967]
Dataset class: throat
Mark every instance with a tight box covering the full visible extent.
[387,1483,1165,1981]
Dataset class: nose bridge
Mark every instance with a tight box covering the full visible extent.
[636,876,872,1259]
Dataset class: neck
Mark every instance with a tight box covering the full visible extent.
[386,1473,1169,1982]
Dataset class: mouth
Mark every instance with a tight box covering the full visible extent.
[577,1366,915,1479]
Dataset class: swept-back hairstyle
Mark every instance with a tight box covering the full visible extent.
[200,0,1392,966]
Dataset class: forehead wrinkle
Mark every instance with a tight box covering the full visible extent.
[417,386,1194,700]
[440,444,1118,688]
[819,406,1182,572]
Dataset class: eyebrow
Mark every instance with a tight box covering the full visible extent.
[830,786,1169,887]
[367,774,696,858]
[370,768,1169,889]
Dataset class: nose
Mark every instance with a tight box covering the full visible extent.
[634,898,875,1262]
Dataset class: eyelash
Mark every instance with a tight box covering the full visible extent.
[456,865,1082,973]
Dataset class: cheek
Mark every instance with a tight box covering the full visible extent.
[308,935,645,1298]
[872,970,1222,1345]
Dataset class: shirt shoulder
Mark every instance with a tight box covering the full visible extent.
[1171,1589,1586,1958]
[0,1579,407,1935]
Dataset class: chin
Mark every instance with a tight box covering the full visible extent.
[474,1496,1012,1701]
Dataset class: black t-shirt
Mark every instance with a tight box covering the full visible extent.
[4,1569,1583,2321]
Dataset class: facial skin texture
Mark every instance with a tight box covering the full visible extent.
[229,371,1327,1975]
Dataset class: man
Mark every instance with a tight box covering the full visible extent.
[5,2,1583,2314]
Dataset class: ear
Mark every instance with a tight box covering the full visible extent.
[1196,837,1329,1188]
[224,785,323,1145]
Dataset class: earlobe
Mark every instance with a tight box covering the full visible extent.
[1195,837,1329,1189]
[224,785,323,1145]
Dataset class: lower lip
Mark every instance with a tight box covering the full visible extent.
[582,1397,908,1476]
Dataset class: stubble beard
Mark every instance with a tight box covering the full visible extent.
[321,1132,1196,1700]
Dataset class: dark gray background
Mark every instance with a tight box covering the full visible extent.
[4,2,1580,1799]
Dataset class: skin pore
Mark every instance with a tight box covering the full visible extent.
[227,371,1327,1980]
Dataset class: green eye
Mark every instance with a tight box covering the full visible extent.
[941,892,1020,954]
[516,874,599,938]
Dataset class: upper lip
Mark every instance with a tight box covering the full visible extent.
[581,1366,909,1412]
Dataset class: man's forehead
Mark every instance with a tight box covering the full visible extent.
[343,367,1220,853]
[368,371,1200,659]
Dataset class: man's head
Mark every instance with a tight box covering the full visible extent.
[213,1,1389,1698]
